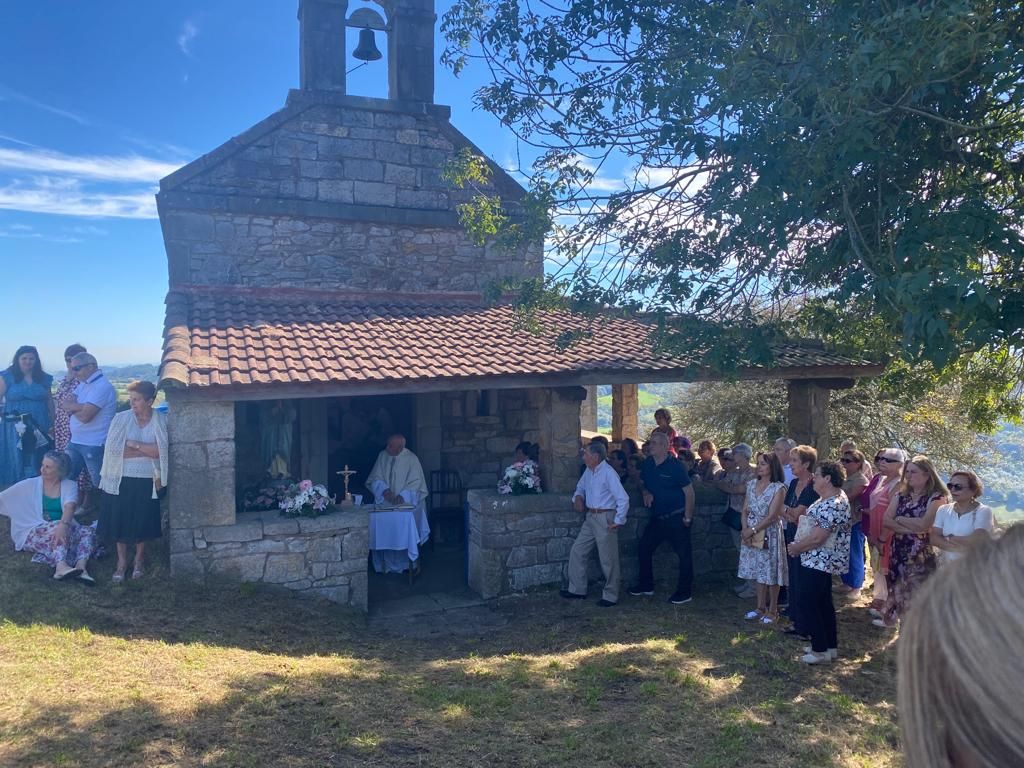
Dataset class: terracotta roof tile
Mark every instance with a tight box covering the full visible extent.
[159,287,883,391]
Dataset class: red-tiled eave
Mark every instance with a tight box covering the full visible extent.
[159,286,884,394]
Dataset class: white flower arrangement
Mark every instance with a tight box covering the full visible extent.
[279,479,334,518]
[498,460,542,495]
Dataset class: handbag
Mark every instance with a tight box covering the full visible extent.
[748,528,766,549]
[722,506,742,531]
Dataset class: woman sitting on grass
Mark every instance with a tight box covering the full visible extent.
[0,450,97,583]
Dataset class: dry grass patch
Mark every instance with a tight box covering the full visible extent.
[0,530,902,767]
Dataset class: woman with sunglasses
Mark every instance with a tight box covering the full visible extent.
[876,454,948,628]
[930,470,994,565]
[837,450,870,598]
[862,448,905,612]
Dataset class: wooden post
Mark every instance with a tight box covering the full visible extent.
[786,380,831,458]
[611,383,639,441]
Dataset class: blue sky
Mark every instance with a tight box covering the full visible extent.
[0,1,525,368]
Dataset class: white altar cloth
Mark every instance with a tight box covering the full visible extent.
[368,504,431,573]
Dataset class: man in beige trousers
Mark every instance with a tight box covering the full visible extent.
[561,441,630,607]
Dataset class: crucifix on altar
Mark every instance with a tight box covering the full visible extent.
[336,464,357,506]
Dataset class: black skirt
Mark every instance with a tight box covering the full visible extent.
[99,476,162,544]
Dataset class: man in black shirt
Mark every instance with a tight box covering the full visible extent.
[629,431,696,604]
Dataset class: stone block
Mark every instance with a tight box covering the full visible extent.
[509,563,564,592]
[342,528,369,557]
[344,159,384,182]
[327,559,365,577]
[311,563,327,580]
[384,164,417,186]
[468,542,506,600]
[396,189,445,209]
[202,521,263,543]
[172,212,214,241]
[275,137,317,159]
[395,129,421,145]
[170,552,206,580]
[374,143,411,164]
[206,440,235,469]
[245,539,289,554]
[209,554,266,581]
[169,528,194,555]
[264,553,308,584]
[506,546,540,568]
[374,112,417,129]
[546,537,575,562]
[507,514,548,533]
[353,181,396,207]
[167,401,234,444]
[262,519,299,536]
[194,537,208,549]
[318,136,375,159]
[318,179,354,203]
[283,579,313,591]
[168,465,236,529]
[308,536,342,562]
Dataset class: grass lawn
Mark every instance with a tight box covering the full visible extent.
[1,529,902,767]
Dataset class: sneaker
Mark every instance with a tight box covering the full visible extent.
[53,562,82,581]
[628,586,655,596]
[804,645,838,660]
[560,589,586,600]
[868,607,884,619]
[744,610,762,620]
[872,618,897,629]
[668,593,692,605]
[596,599,616,607]
[800,651,832,665]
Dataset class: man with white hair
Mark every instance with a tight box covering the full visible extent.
[773,437,797,484]
[60,352,117,512]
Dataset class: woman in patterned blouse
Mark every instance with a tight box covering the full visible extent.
[787,460,852,664]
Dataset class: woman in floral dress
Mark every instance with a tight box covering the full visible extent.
[738,452,788,623]
[51,344,92,501]
[877,455,948,627]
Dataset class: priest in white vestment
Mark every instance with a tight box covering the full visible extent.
[365,434,430,573]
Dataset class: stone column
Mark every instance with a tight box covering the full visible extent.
[611,383,639,441]
[415,391,442,480]
[298,0,349,93]
[299,398,328,483]
[580,385,598,433]
[787,380,831,458]
[167,398,236,530]
[388,0,435,103]
[532,386,585,494]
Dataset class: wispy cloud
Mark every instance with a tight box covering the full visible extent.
[0,177,158,219]
[0,83,90,126]
[0,147,180,182]
[0,222,83,243]
[178,20,199,56]
[0,133,38,149]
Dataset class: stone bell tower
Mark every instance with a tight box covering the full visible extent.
[298,0,435,103]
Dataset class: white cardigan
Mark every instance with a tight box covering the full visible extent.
[0,476,78,550]
[99,409,169,495]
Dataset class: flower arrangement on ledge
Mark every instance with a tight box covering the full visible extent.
[279,479,335,518]
[498,460,542,495]
[241,474,295,513]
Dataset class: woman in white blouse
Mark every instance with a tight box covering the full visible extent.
[930,470,994,564]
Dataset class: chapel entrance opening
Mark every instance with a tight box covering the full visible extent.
[326,393,416,499]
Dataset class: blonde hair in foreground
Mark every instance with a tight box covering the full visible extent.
[897,524,1024,768]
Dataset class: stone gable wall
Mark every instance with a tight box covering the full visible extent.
[160,102,541,292]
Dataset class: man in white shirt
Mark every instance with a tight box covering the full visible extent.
[562,441,630,606]
[60,353,117,509]
[774,437,797,484]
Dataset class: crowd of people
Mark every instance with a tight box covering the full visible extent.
[565,407,999,665]
[0,344,167,584]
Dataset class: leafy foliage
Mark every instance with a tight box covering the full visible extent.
[442,0,1024,426]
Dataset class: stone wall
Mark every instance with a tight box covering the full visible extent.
[168,507,369,611]
[467,485,738,600]
[439,386,584,496]
[167,399,236,529]
[159,96,541,293]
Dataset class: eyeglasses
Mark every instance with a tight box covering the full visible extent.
[70,364,91,372]
[874,456,899,463]
[947,482,967,491]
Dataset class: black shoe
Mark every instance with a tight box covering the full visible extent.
[596,599,616,607]
[668,592,692,605]
[628,585,654,596]
[560,589,586,600]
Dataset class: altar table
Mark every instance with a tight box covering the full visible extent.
[368,504,431,574]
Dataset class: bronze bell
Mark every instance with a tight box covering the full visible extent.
[352,27,382,61]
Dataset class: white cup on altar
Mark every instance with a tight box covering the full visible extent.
[353,494,363,506]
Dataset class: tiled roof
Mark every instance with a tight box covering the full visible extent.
[160,287,883,391]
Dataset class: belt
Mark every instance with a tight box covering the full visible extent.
[587,508,613,514]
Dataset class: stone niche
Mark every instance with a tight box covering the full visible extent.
[467,484,738,600]
[169,508,369,611]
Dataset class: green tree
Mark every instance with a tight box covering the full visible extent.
[442,0,1024,427]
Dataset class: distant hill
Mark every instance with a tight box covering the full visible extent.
[105,364,159,382]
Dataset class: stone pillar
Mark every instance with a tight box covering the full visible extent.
[787,380,831,458]
[580,385,598,432]
[388,0,435,103]
[611,383,639,441]
[299,398,328,483]
[298,0,349,93]
[532,386,585,494]
[415,391,442,481]
[167,398,236,530]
